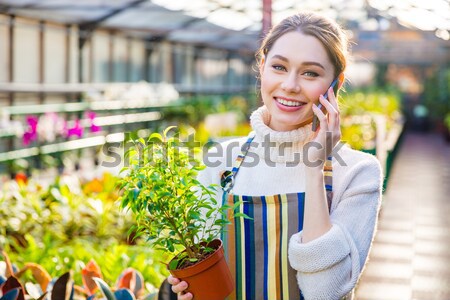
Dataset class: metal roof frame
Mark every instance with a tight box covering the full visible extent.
[0,0,448,53]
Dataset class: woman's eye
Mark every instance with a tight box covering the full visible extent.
[304,71,319,77]
[272,65,286,71]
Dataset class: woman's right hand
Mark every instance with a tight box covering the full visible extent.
[167,275,193,300]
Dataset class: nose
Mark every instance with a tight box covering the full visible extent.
[281,73,300,93]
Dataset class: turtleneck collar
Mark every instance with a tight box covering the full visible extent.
[249,106,316,163]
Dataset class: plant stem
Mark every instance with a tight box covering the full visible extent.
[161,207,196,259]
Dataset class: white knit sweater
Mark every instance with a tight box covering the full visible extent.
[198,106,383,300]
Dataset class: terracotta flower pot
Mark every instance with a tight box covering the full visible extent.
[169,239,234,300]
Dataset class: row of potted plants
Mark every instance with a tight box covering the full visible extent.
[0,171,169,298]
[1,250,158,300]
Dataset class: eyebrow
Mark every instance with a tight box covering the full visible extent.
[270,54,325,70]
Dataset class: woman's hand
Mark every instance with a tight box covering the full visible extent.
[309,86,341,168]
[167,275,193,300]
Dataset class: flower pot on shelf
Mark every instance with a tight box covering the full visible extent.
[169,239,234,300]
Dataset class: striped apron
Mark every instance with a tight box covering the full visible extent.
[220,135,333,300]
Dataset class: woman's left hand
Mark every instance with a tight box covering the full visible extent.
[309,86,341,168]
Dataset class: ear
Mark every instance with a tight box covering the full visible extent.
[259,55,266,76]
[337,73,345,89]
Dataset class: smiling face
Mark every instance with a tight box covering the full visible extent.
[260,31,336,132]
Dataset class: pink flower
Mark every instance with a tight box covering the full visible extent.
[66,119,83,138]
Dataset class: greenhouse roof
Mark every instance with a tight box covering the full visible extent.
[0,0,449,52]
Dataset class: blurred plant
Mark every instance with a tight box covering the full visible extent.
[445,112,450,131]
[0,172,170,294]
[339,87,402,150]
[423,67,450,121]
[0,250,160,300]
[0,173,134,250]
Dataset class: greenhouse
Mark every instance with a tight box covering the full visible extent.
[0,0,449,299]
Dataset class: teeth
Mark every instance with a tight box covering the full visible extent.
[276,98,304,107]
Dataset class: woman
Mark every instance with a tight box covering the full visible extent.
[169,11,382,300]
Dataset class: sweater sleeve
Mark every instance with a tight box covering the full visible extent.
[288,153,383,300]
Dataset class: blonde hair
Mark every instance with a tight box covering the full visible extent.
[257,12,349,78]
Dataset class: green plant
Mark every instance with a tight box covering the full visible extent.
[339,87,402,150]
[445,112,450,130]
[118,126,235,270]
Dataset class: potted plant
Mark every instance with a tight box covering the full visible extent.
[117,126,236,300]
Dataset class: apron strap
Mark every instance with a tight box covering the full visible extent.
[324,156,333,212]
[220,134,255,193]
[220,134,333,212]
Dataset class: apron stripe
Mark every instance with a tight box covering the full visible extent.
[243,196,255,300]
[229,201,237,300]
[237,195,245,300]
[267,195,277,299]
[261,196,269,300]
[275,195,282,300]
[280,194,289,300]
[253,197,265,300]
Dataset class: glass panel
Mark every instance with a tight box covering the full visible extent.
[44,23,66,83]
[0,15,9,82]
[129,38,145,82]
[81,38,91,83]
[148,43,163,83]
[160,42,172,83]
[229,57,247,87]
[69,26,79,83]
[92,31,110,83]
[196,49,227,88]
[112,34,128,82]
[13,18,39,83]
[173,44,194,85]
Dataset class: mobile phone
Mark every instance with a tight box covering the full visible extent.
[312,77,339,132]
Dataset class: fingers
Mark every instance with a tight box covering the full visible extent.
[318,92,339,129]
[327,86,339,111]
[178,292,193,300]
[312,102,328,131]
[168,275,192,300]
[167,275,179,285]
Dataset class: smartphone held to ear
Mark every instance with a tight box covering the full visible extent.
[311,78,339,132]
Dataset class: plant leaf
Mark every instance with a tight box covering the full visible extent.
[168,259,178,271]
[233,212,253,220]
[1,251,14,278]
[51,272,73,300]
[92,277,117,300]
[1,277,25,300]
[35,292,48,300]
[116,268,144,298]
[163,126,177,139]
[24,282,41,299]
[0,287,20,300]
[81,259,102,296]
[148,133,162,143]
[114,289,136,300]
[15,263,51,292]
